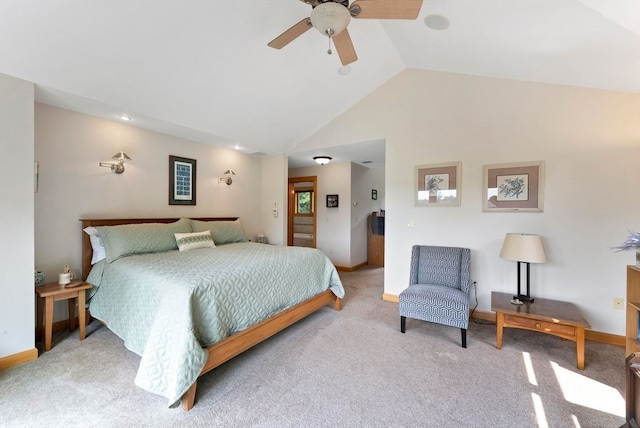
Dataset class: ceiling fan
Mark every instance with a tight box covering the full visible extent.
[268,0,423,66]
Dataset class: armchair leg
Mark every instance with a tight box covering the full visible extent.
[400,316,406,333]
[461,328,467,348]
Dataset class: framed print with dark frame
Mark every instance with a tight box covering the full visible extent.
[169,155,197,205]
[415,162,461,207]
[372,189,377,200]
[326,194,339,208]
[482,161,544,212]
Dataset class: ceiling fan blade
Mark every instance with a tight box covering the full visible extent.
[333,29,358,66]
[268,18,313,49]
[350,0,423,20]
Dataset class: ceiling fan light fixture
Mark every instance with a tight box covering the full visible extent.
[310,2,351,38]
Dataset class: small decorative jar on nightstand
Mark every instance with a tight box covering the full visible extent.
[35,281,92,352]
[34,271,45,286]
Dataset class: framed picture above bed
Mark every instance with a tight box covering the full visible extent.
[169,155,197,205]
[482,160,544,212]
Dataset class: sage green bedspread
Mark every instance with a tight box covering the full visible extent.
[86,242,344,406]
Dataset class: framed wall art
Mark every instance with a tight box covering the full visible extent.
[372,189,377,200]
[482,161,544,212]
[169,155,197,206]
[326,194,339,208]
[415,162,461,207]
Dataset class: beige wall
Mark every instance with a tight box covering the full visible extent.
[289,162,352,267]
[289,162,382,268]
[350,164,383,266]
[34,103,264,320]
[261,154,288,246]
[0,74,35,358]
[295,68,640,335]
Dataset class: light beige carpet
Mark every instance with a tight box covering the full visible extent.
[0,266,626,427]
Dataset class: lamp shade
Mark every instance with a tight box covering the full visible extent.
[112,151,132,161]
[310,2,351,37]
[499,233,547,263]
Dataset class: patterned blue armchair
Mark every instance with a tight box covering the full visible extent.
[399,245,471,348]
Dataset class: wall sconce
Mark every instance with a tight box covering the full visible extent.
[314,156,332,165]
[219,169,236,185]
[99,152,131,174]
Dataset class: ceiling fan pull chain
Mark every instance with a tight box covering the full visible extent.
[324,27,335,56]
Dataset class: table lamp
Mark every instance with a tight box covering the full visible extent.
[499,233,547,303]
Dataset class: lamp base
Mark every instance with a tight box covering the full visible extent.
[514,294,534,303]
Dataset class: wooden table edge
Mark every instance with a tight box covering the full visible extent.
[491,292,590,370]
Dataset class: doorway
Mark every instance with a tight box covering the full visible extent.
[287,176,317,248]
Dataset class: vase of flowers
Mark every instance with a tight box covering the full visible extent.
[612,232,640,268]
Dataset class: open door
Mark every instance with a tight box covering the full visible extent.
[288,176,317,247]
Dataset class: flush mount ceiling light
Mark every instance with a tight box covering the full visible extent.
[314,156,332,165]
[119,115,131,121]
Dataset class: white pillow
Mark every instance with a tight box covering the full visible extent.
[174,230,216,252]
[83,226,107,264]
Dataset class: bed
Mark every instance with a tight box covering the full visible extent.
[80,217,344,410]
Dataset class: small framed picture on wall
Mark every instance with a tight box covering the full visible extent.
[372,189,377,200]
[169,155,197,205]
[326,194,339,208]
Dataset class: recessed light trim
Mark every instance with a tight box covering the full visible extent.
[424,14,450,30]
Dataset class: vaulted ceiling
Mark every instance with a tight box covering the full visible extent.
[1,1,638,167]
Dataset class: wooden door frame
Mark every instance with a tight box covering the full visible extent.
[287,176,317,247]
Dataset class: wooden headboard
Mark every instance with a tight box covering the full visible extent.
[80,217,238,281]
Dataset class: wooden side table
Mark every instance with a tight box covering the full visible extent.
[35,281,92,352]
[491,291,591,369]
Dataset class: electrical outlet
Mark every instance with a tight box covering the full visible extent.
[613,297,624,310]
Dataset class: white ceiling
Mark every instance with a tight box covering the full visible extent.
[1,1,638,168]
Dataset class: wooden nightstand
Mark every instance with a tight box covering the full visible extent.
[35,281,92,352]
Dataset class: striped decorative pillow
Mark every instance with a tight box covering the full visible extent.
[174,230,215,252]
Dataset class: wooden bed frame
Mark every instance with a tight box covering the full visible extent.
[80,217,342,411]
